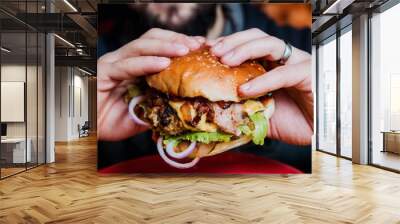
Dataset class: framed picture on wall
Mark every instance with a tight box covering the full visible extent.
[1,81,25,122]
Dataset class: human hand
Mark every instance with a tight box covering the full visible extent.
[207,28,313,145]
[98,28,205,141]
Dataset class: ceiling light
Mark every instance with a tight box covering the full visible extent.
[54,34,75,48]
[322,0,354,15]
[78,67,93,76]
[323,2,339,14]
[63,0,78,12]
[1,47,11,53]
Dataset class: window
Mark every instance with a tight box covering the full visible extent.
[339,28,352,158]
[317,36,337,154]
[371,3,400,171]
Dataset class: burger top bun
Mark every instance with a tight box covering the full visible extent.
[145,46,266,102]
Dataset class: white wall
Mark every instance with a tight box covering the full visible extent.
[54,67,89,141]
[55,67,69,141]
[72,73,89,138]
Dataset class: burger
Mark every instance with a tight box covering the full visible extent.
[125,46,275,169]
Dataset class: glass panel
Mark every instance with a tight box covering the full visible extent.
[27,31,38,169]
[371,4,400,171]
[339,29,352,158]
[0,1,46,178]
[1,31,27,177]
[38,32,45,165]
[26,0,38,169]
[317,37,337,154]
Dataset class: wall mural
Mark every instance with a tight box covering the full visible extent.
[97,3,313,174]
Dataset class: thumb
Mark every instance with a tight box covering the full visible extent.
[238,60,311,98]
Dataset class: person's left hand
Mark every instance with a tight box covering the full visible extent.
[98,28,204,141]
[207,28,313,145]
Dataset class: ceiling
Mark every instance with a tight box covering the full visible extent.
[0,0,98,73]
[3,0,392,72]
[312,0,390,43]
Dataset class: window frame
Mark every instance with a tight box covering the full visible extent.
[367,0,400,173]
[315,23,353,161]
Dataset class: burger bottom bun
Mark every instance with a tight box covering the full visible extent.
[204,136,253,158]
[184,136,252,159]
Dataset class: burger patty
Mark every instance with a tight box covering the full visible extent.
[144,91,217,135]
[141,90,267,136]
[144,91,185,135]
[212,103,245,136]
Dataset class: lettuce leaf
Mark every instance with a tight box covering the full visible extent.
[163,113,268,147]
[164,132,232,145]
[238,125,252,136]
[249,112,268,145]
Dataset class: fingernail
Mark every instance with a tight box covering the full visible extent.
[240,83,251,92]
[158,57,170,67]
[174,43,189,55]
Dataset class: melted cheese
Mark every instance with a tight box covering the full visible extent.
[243,100,265,116]
[196,114,217,132]
[168,101,217,132]
[169,101,197,131]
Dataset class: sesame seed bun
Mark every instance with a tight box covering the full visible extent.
[145,46,266,102]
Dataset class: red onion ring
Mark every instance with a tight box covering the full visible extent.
[166,141,197,159]
[128,95,150,127]
[157,137,200,169]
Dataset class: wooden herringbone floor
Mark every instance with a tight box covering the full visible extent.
[1,135,400,224]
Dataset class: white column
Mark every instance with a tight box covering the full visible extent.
[352,14,369,164]
[46,0,55,163]
[46,32,55,163]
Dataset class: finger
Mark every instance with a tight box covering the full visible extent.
[104,56,171,81]
[239,60,311,98]
[205,37,223,46]
[102,39,189,63]
[193,36,206,44]
[221,36,285,66]
[210,28,268,56]
[141,28,200,50]
[221,37,311,66]
[98,96,149,141]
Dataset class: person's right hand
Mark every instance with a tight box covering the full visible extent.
[98,28,204,141]
[207,28,313,145]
